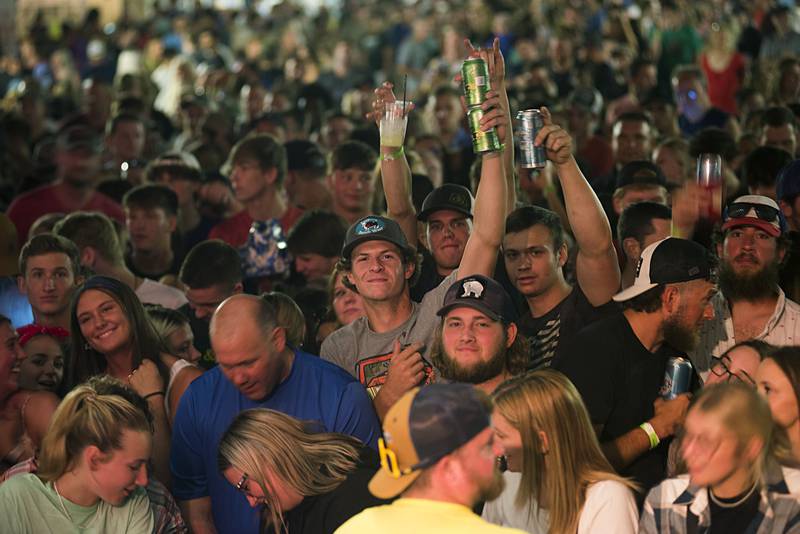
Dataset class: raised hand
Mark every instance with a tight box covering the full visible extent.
[128,359,165,398]
[464,37,506,88]
[367,82,415,128]
[533,107,574,166]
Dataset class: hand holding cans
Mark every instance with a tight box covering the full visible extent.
[461,57,502,154]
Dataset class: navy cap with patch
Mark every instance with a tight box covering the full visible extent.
[341,215,412,259]
[437,275,518,324]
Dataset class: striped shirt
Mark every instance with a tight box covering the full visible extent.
[640,465,800,534]
[690,289,800,375]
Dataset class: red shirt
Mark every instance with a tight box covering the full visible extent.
[208,205,304,248]
[701,52,745,116]
[7,184,124,243]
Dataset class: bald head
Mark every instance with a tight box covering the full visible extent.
[211,294,277,340]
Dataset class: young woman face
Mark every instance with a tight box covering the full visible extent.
[76,290,133,357]
[223,466,304,512]
[681,407,752,489]
[491,412,524,472]
[167,323,201,363]
[18,334,64,392]
[331,273,365,326]
[757,358,800,430]
[88,429,151,505]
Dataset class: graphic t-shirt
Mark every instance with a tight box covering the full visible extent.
[321,271,457,397]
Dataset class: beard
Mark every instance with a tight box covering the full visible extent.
[662,310,699,353]
[431,332,507,385]
[718,258,780,302]
[477,466,506,502]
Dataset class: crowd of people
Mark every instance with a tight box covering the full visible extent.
[1,0,800,532]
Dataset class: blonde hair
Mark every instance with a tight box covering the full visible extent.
[37,377,153,482]
[691,382,789,481]
[217,408,362,534]
[493,370,634,533]
[260,292,306,348]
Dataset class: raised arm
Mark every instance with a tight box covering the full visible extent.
[536,108,620,306]
[368,83,418,249]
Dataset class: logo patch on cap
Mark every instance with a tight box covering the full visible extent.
[449,192,468,208]
[356,217,385,235]
[461,279,485,299]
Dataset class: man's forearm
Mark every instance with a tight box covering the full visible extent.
[179,498,218,534]
[601,425,651,472]
[556,156,613,255]
[380,146,417,248]
[498,83,516,213]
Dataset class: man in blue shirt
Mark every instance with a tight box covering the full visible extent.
[171,294,381,534]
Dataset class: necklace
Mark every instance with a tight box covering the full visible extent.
[53,481,97,529]
[709,482,758,509]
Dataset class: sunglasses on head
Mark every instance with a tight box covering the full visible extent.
[724,202,780,222]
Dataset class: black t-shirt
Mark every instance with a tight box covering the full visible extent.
[553,312,687,494]
[411,249,445,303]
[282,447,390,534]
[780,231,800,304]
[703,485,760,534]
[519,286,618,370]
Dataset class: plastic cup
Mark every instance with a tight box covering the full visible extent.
[696,153,723,222]
[379,101,410,147]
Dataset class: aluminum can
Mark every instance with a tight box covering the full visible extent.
[461,58,491,108]
[467,107,501,154]
[516,109,547,169]
[659,356,693,399]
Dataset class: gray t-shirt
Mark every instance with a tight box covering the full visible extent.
[321,271,458,398]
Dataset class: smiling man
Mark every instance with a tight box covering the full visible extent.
[690,195,800,374]
[171,294,380,534]
[17,234,82,330]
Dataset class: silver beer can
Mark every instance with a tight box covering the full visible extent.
[516,109,547,169]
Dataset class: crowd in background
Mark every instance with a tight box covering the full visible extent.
[1,0,800,532]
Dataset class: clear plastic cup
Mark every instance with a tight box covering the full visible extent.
[379,101,410,147]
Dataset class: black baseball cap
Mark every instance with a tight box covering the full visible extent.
[616,161,668,190]
[284,140,326,173]
[369,383,491,499]
[341,215,412,259]
[437,275,518,324]
[613,237,714,302]
[417,184,474,221]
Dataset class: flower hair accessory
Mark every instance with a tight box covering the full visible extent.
[16,324,70,347]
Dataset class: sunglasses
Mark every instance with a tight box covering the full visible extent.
[724,202,780,222]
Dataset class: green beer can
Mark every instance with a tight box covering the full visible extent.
[461,57,491,107]
[467,107,501,153]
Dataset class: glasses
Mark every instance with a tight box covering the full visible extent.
[725,203,780,223]
[234,473,267,503]
[709,356,756,386]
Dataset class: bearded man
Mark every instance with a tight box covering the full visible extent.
[690,195,800,374]
[430,275,528,394]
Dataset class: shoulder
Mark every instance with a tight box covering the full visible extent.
[0,473,45,497]
[321,320,361,356]
[779,466,800,494]
[7,185,55,209]
[645,475,691,507]
[293,349,358,386]
[585,479,637,507]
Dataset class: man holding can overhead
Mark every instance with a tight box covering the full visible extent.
[555,238,715,496]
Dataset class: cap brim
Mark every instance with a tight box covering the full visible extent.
[721,218,780,237]
[368,466,422,499]
[613,282,659,302]
[436,301,502,322]
[417,206,473,221]
[342,235,409,260]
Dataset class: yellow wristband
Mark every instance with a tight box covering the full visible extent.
[381,146,404,162]
[640,422,660,450]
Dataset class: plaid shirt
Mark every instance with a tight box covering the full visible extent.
[0,457,187,534]
[640,465,800,533]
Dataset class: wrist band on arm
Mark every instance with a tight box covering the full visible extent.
[381,146,404,162]
[640,422,660,450]
[143,391,165,401]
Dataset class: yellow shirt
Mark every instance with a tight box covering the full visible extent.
[335,498,528,534]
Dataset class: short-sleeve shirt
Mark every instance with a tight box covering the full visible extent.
[320,271,458,397]
[0,473,153,533]
[520,286,618,370]
[170,349,381,534]
[554,312,690,494]
[208,206,304,248]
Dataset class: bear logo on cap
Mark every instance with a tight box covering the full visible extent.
[357,217,385,235]
[461,279,485,299]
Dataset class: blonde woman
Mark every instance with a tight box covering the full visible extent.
[641,382,800,532]
[0,377,154,532]
[485,369,638,533]
[218,408,387,534]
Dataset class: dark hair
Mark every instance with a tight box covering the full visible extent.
[689,127,737,163]
[19,233,81,277]
[88,374,154,429]
[720,340,775,361]
[761,106,797,131]
[614,111,653,131]
[179,239,242,290]
[228,134,287,186]
[617,201,672,244]
[0,313,9,326]
[123,183,179,216]
[53,211,124,265]
[741,147,794,190]
[505,206,565,251]
[336,245,423,291]
[67,276,171,390]
[107,112,144,136]
[764,347,800,426]
[619,284,666,313]
[329,140,377,172]
[286,211,348,257]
